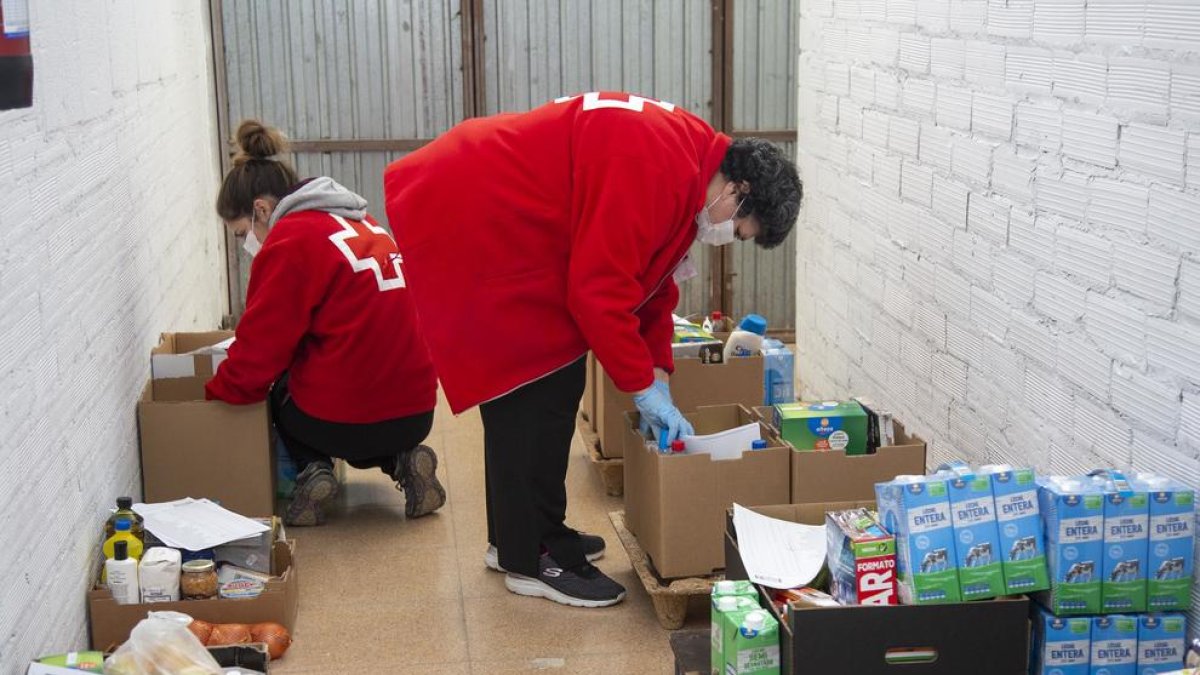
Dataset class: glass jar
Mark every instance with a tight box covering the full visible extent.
[180,559,218,600]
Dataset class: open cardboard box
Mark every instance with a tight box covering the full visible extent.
[622,404,790,579]
[751,405,928,503]
[724,503,1030,674]
[88,539,299,651]
[587,352,764,458]
[138,331,276,517]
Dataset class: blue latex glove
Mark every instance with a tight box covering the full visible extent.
[634,380,695,448]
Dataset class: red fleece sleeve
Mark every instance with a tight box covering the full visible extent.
[635,276,678,374]
[205,233,327,404]
[566,157,682,394]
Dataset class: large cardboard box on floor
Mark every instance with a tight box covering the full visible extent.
[751,406,928,503]
[623,404,790,579]
[138,331,276,517]
[724,504,1031,674]
[88,539,299,650]
[588,352,764,458]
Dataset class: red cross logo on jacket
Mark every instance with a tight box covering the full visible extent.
[327,214,406,291]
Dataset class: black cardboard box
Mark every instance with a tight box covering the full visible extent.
[724,503,1030,674]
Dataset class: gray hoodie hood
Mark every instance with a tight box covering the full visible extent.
[268,176,368,228]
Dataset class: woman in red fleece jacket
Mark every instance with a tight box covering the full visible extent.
[385,92,801,607]
[208,120,444,527]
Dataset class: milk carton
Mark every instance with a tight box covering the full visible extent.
[939,466,1006,600]
[1038,477,1105,615]
[720,609,781,675]
[1091,472,1149,614]
[1032,605,1091,675]
[825,508,897,605]
[761,339,794,405]
[875,475,961,604]
[711,584,762,675]
[1136,474,1195,612]
[980,464,1050,594]
[1137,613,1187,675]
[1091,615,1138,675]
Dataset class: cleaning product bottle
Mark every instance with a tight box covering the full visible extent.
[103,518,145,563]
[106,540,140,605]
[723,314,767,361]
[104,496,144,544]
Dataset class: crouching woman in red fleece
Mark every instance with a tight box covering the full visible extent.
[206,120,445,526]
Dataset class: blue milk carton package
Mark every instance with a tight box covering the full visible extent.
[1032,605,1091,675]
[760,339,794,405]
[979,464,1050,594]
[874,475,962,604]
[1137,474,1195,612]
[1038,477,1105,615]
[1091,471,1149,614]
[1137,613,1187,674]
[1090,615,1138,675]
[937,465,1005,600]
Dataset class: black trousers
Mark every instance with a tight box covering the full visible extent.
[479,357,587,577]
[269,376,434,477]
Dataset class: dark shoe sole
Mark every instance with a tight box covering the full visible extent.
[404,445,446,518]
[285,469,338,527]
[505,574,626,608]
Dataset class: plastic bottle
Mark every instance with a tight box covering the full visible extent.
[104,496,144,544]
[670,440,686,454]
[106,540,140,605]
[751,439,768,450]
[722,314,767,361]
[103,518,145,563]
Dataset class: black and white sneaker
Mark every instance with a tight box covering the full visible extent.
[392,444,446,518]
[505,554,626,608]
[284,462,338,527]
[484,532,606,572]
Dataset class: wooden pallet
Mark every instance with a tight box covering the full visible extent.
[609,510,720,630]
[578,412,624,497]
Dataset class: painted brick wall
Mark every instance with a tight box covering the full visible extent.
[0,2,223,667]
[795,0,1200,631]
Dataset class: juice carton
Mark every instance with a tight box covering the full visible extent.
[939,467,1006,600]
[1091,471,1149,614]
[825,508,897,605]
[1137,613,1187,675]
[875,475,961,604]
[711,583,762,675]
[1136,474,1195,612]
[1090,615,1138,675]
[1031,604,1092,675]
[979,464,1051,594]
[774,401,868,454]
[1038,477,1105,615]
[720,609,781,675]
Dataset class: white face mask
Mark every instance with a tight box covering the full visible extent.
[242,210,262,258]
[695,192,744,247]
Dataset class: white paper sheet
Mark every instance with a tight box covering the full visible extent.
[681,422,762,460]
[189,337,235,354]
[732,503,827,589]
[133,498,269,551]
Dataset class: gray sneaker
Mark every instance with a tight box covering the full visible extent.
[505,554,626,608]
[393,445,446,518]
[285,462,338,527]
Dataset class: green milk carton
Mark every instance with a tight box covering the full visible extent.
[721,609,781,675]
[711,581,761,675]
[773,401,868,454]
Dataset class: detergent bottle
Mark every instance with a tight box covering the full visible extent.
[723,314,767,361]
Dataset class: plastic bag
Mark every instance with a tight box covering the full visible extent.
[104,611,223,675]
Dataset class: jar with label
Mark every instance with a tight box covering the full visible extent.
[180,560,218,600]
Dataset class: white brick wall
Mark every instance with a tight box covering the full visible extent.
[0,2,222,666]
[796,0,1200,637]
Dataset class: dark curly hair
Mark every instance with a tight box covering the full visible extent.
[719,138,802,249]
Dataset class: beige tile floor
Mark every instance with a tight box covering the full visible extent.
[271,395,702,674]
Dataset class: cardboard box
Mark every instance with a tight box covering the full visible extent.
[724,503,1031,674]
[88,539,299,651]
[150,331,233,401]
[825,508,898,605]
[139,331,275,517]
[589,352,764,458]
[622,405,790,579]
[790,421,927,504]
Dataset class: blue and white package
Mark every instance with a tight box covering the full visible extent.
[938,464,1005,600]
[1136,473,1195,612]
[979,464,1050,594]
[1091,471,1149,614]
[874,475,962,604]
[1090,615,1138,675]
[1038,477,1105,615]
[1137,613,1187,674]
[761,338,794,405]
[1032,604,1091,675]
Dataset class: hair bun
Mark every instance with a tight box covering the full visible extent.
[232,119,288,165]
